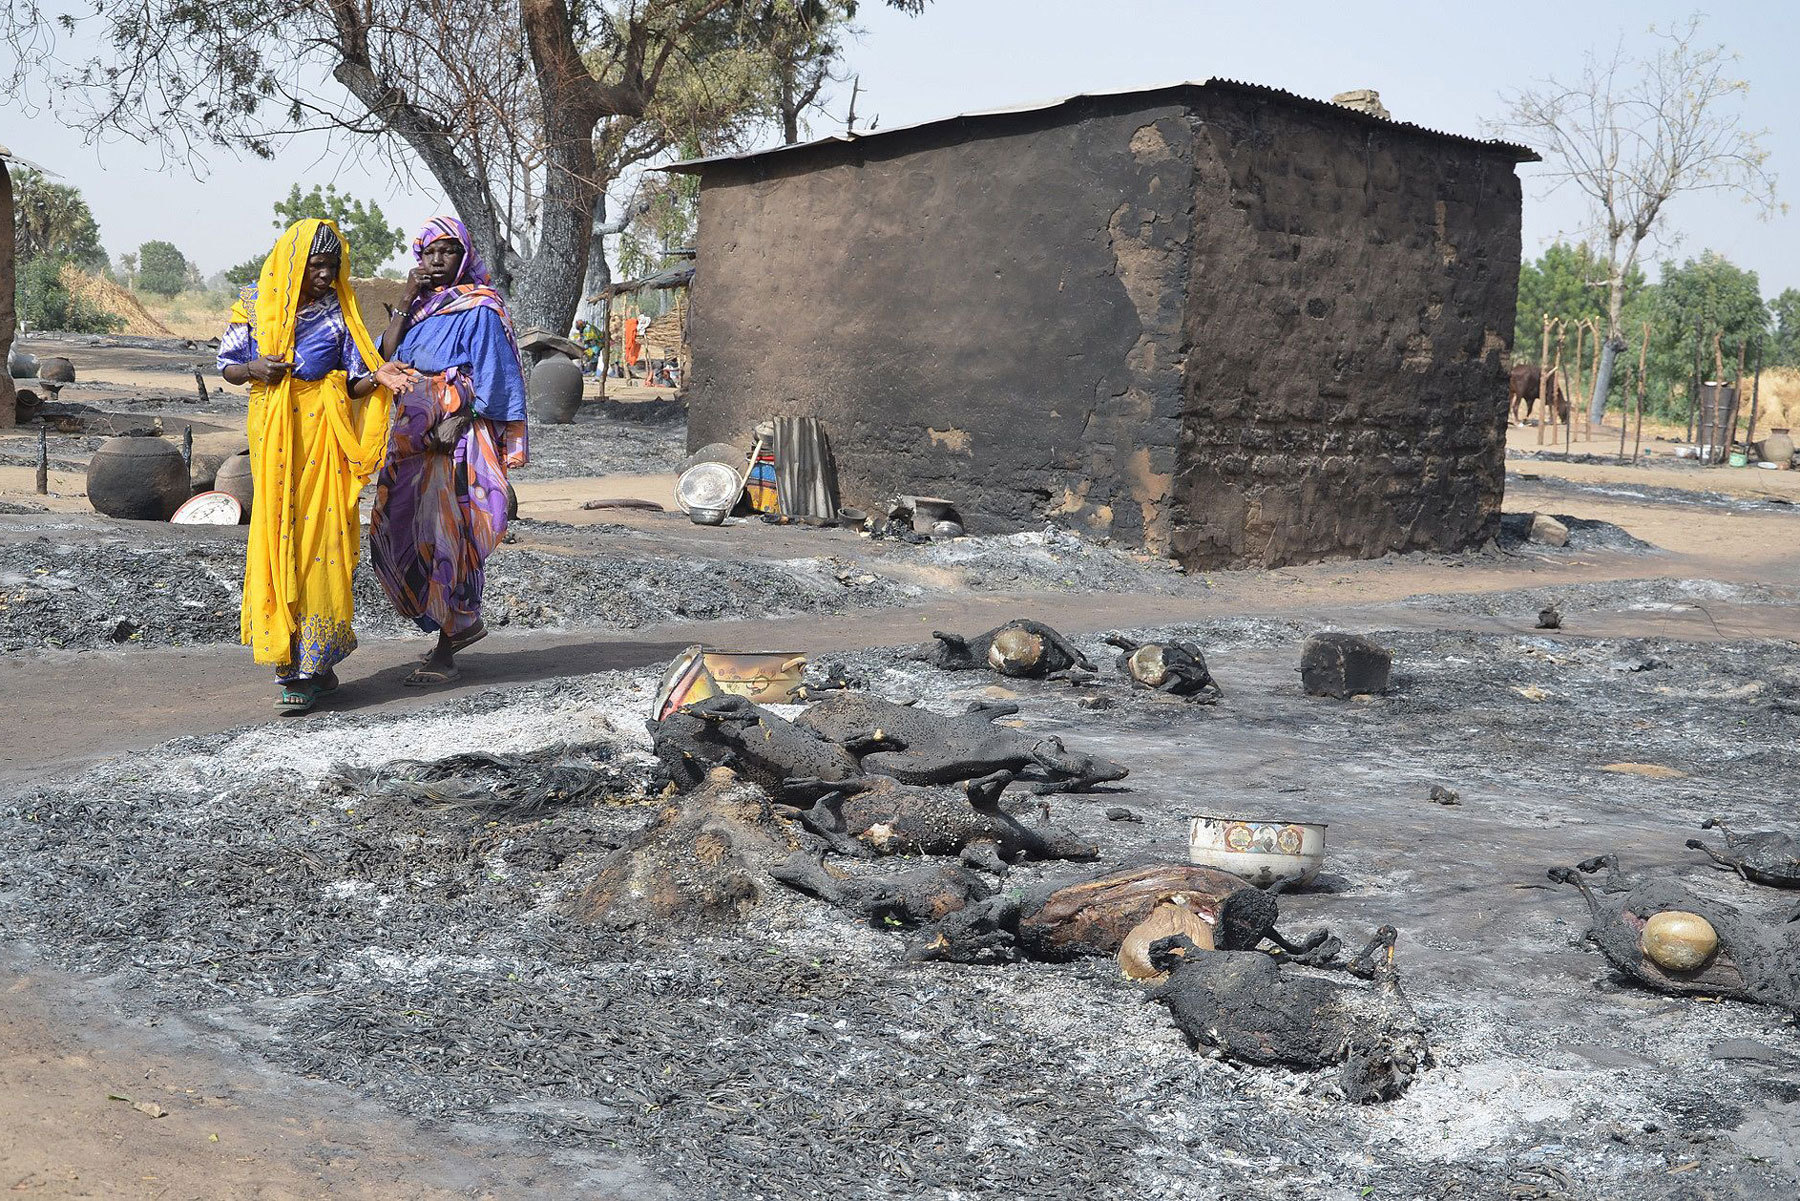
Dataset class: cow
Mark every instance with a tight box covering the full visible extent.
[1508,364,1569,425]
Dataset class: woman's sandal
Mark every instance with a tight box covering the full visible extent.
[403,665,462,687]
[275,682,320,713]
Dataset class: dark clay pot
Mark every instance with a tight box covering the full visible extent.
[7,348,36,379]
[213,452,255,518]
[530,356,583,424]
[38,356,75,384]
[87,435,190,521]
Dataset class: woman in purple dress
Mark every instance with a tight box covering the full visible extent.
[368,217,528,686]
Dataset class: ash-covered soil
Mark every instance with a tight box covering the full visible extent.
[0,525,916,654]
[5,602,1798,1199]
[1510,469,1800,516]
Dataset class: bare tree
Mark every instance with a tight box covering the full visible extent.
[1496,14,1779,423]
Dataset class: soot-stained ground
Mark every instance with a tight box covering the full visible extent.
[4,601,1798,1200]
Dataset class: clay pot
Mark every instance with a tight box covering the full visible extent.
[530,356,583,424]
[38,356,75,384]
[213,451,255,518]
[1756,428,1795,467]
[7,348,36,379]
[189,431,251,492]
[86,434,190,520]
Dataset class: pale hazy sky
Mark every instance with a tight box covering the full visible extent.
[5,1,1795,293]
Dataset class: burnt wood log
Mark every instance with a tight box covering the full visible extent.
[1148,927,1432,1103]
[572,767,798,933]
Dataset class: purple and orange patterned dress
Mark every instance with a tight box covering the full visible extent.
[368,218,527,640]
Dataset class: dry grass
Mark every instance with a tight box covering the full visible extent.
[136,290,237,341]
[57,266,172,337]
[1749,367,1800,434]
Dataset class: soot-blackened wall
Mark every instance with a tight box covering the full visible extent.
[681,84,1527,568]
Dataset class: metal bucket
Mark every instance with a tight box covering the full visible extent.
[1696,382,1739,464]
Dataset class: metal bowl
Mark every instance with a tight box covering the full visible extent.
[688,505,728,526]
[676,461,743,515]
[1187,814,1326,888]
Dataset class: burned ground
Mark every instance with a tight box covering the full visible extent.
[4,601,1799,1199]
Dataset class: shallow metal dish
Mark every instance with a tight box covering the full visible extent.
[676,461,743,515]
[1188,814,1326,888]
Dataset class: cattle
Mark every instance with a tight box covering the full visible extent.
[1508,364,1569,425]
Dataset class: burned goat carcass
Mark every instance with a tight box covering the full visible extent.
[1147,927,1432,1103]
[1687,818,1800,889]
[649,694,866,799]
[919,619,1095,679]
[1549,854,1800,1014]
[797,693,1128,794]
[909,861,1336,966]
[1104,634,1222,702]
[782,776,1097,869]
[771,851,995,928]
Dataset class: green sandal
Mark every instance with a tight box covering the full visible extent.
[275,682,320,714]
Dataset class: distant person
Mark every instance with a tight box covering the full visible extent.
[574,318,605,377]
[621,311,641,382]
[368,216,528,687]
[216,219,412,714]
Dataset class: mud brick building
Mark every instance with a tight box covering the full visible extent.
[672,80,1535,568]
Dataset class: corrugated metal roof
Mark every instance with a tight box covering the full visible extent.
[663,77,1537,174]
[0,143,53,174]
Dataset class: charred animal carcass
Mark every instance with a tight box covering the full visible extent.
[1687,818,1800,889]
[771,851,995,928]
[1549,854,1800,1014]
[1104,634,1222,702]
[573,767,798,932]
[797,693,1127,794]
[911,861,1335,965]
[918,619,1095,678]
[649,694,866,799]
[1147,927,1431,1103]
[782,775,1097,868]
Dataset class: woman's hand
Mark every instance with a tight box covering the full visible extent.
[402,265,434,308]
[373,361,417,392]
[243,355,292,384]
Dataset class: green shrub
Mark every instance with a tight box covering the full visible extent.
[16,258,124,334]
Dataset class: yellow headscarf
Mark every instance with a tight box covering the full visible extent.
[233,217,392,480]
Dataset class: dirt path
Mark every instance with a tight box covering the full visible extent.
[0,959,650,1200]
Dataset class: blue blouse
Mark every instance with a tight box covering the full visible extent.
[398,306,528,422]
[217,290,369,383]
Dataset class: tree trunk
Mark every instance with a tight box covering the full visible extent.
[0,160,16,429]
[1590,262,1630,424]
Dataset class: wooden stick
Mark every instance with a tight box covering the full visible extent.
[35,426,47,494]
[1538,314,1551,446]
[1745,339,1764,453]
[1632,321,1648,464]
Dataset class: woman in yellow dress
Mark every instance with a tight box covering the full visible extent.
[216,218,413,712]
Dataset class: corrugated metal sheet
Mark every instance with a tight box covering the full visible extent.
[663,78,1537,175]
[0,144,53,173]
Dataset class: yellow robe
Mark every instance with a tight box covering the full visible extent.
[238,219,391,678]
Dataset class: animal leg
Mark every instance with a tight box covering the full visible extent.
[964,700,1021,720]
[958,840,1010,875]
[1268,926,1343,967]
[1041,626,1097,673]
[965,771,1017,810]
[1547,864,1608,924]
[781,791,871,858]
[1343,925,1400,981]
[1685,837,1747,880]
[842,729,904,756]
[1104,633,1142,653]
